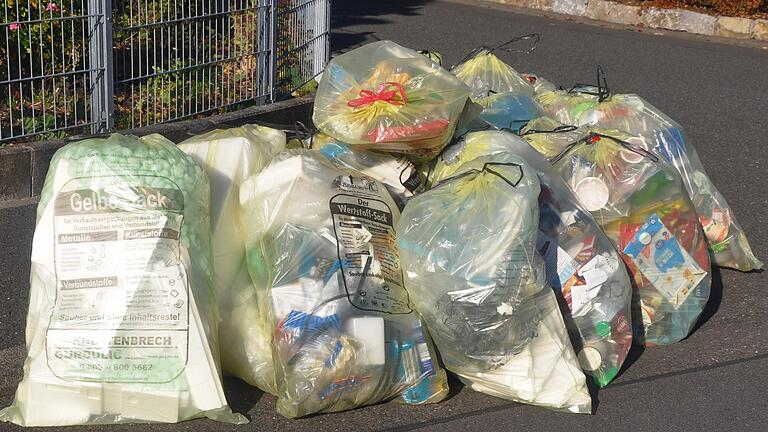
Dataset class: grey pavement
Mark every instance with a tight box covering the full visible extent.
[2,0,767,430]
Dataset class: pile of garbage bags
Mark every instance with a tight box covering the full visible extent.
[2,39,761,426]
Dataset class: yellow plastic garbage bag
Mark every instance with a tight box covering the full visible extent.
[313,40,470,161]
[178,125,286,394]
[398,152,592,412]
[239,150,449,418]
[551,132,711,346]
[431,130,634,387]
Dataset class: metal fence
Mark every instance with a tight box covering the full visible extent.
[274,0,330,96]
[0,0,330,142]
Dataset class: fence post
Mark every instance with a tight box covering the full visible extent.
[270,0,277,103]
[88,0,114,134]
[102,0,115,131]
[325,0,331,67]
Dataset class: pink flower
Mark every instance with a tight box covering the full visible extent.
[46,2,59,12]
[9,22,20,31]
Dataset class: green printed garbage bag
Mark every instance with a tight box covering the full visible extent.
[309,133,425,208]
[313,40,470,161]
[398,153,592,412]
[239,150,448,418]
[178,125,286,394]
[520,117,589,159]
[0,134,245,426]
[432,131,633,387]
[574,94,762,271]
[551,132,711,346]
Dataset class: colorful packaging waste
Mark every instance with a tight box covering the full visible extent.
[398,152,592,411]
[535,67,760,271]
[239,150,449,418]
[551,132,711,346]
[313,40,470,161]
[575,94,762,271]
[535,89,599,126]
[0,134,244,426]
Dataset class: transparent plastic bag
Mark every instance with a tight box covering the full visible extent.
[178,125,286,394]
[310,133,425,208]
[433,131,633,387]
[575,94,762,271]
[0,134,245,426]
[313,40,470,160]
[450,37,537,99]
[398,153,592,412]
[520,117,589,159]
[535,89,600,126]
[450,38,544,133]
[239,150,448,418]
[552,132,711,346]
[522,73,557,94]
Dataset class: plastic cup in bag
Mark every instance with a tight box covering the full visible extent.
[398,152,592,412]
[239,150,448,418]
[552,132,711,346]
[432,130,633,387]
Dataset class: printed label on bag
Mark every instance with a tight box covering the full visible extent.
[329,187,411,314]
[623,213,706,309]
[47,176,189,383]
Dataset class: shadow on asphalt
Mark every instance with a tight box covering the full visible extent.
[690,265,724,334]
[223,376,264,420]
[445,372,465,402]
[330,0,434,53]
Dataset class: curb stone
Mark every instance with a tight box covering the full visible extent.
[553,0,588,16]
[486,0,767,40]
[715,16,754,38]
[639,8,717,35]
[498,0,553,11]
[584,0,640,26]
[754,19,768,41]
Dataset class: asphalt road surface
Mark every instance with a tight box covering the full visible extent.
[2,0,767,430]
